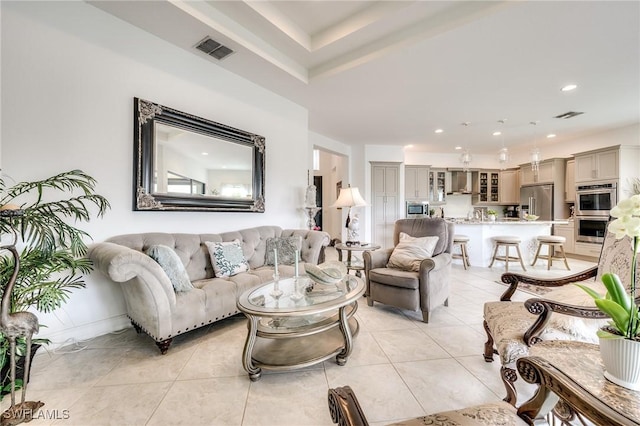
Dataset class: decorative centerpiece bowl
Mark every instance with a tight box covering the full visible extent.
[524,214,539,221]
[305,261,347,286]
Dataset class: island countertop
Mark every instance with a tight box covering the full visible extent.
[446,219,569,225]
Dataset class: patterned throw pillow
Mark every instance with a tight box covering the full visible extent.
[147,245,194,292]
[205,240,249,277]
[265,236,302,265]
[386,232,439,272]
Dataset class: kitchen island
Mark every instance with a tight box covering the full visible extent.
[449,219,569,268]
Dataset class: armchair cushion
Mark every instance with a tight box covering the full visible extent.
[386,232,439,272]
[484,293,606,366]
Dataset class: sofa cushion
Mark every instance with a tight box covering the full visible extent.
[386,232,439,272]
[205,240,249,277]
[147,244,194,292]
[265,236,302,266]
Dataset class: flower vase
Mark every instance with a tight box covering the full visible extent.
[488,214,496,222]
[599,335,640,391]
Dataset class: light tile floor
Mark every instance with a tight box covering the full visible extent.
[4,250,597,426]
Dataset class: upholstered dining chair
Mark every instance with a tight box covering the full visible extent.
[363,218,454,322]
[483,228,640,406]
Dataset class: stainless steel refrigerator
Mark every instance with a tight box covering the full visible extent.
[520,184,554,220]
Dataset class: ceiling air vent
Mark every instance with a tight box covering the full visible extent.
[195,37,234,61]
[554,111,584,119]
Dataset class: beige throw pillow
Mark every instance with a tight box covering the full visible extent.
[387,232,439,272]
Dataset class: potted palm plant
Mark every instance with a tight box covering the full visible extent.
[577,193,639,390]
[0,170,109,397]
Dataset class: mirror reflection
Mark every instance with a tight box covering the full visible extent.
[154,123,253,199]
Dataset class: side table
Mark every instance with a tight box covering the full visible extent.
[334,243,381,277]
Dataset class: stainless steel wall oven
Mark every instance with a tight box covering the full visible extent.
[575,182,617,216]
[575,216,609,244]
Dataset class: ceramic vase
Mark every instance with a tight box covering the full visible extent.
[488,214,496,222]
[599,336,640,391]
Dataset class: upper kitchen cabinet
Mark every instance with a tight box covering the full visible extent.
[574,148,618,182]
[472,170,500,205]
[565,159,575,203]
[405,165,430,200]
[573,145,639,187]
[499,168,519,205]
[429,169,447,205]
[520,159,557,185]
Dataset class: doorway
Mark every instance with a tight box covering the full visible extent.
[314,149,348,241]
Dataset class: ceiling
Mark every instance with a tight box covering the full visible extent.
[91,1,640,155]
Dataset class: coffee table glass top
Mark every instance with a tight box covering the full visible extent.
[238,275,364,317]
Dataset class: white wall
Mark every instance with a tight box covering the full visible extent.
[1,2,310,345]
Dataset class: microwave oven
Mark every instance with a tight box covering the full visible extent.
[575,182,617,216]
[406,202,428,217]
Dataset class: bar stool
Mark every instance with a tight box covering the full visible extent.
[452,235,470,269]
[532,235,571,270]
[489,236,526,272]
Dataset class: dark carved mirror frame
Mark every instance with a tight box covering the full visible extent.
[133,98,265,212]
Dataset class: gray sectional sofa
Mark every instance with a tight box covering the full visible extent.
[88,226,330,354]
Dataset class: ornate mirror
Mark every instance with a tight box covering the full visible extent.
[133,98,265,212]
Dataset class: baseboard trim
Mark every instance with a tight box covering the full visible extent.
[37,315,132,350]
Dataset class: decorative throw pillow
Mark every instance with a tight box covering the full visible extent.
[265,236,302,265]
[147,245,194,292]
[387,232,439,272]
[205,240,249,277]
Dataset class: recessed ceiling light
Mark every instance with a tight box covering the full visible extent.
[455,146,462,150]
[434,129,443,134]
[561,84,577,92]
[547,134,556,138]
[493,131,501,136]
[405,144,414,148]
[201,152,209,155]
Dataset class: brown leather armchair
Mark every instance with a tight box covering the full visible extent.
[363,218,454,322]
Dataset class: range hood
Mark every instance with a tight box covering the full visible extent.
[447,170,473,195]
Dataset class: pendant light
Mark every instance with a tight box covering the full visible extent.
[529,121,541,176]
[459,122,472,171]
[496,119,509,170]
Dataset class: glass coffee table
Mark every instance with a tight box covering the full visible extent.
[236,275,365,381]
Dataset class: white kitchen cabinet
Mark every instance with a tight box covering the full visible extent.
[473,170,500,205]
[574,148,618,183]
[405,165,429,200]
[520,161,554,185]
[565,159,575,202]
[553,223,575,254]
[499,169,519,205]
[428,169,446,204]
[574,241,603,258]
[371,162,400,249]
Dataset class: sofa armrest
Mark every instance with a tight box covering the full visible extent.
[500,265,598,301]
[282,229,331,264]
[88,242,177,306]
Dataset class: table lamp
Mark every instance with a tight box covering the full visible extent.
[333,186,367,245]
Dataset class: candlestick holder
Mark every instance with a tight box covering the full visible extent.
[269,273,283,299]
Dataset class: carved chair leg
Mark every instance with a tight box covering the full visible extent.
[156,338,173,355]
[328,386,370,426]
[483,320,495,362]
[501,366,518,406]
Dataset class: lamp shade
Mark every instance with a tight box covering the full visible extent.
[333,187,367,208]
